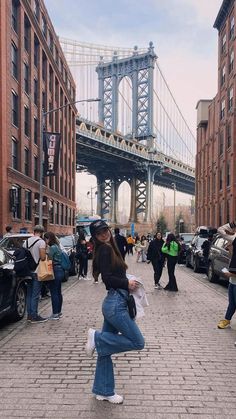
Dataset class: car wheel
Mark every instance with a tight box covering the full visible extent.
[186,255,191,268]
[70,257,78,276]
[11,282,26,321]
[193,257,200,272]
[208,262,218,283]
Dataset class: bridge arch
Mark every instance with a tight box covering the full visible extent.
[117,180,131,224]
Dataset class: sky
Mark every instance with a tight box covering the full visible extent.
[44,0,223,218]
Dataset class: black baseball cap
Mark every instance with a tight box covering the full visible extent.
[90,220,109,237]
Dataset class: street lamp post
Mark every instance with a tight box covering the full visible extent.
[87,186,98,216]
[171,182,176,233]
[38,98,100,225]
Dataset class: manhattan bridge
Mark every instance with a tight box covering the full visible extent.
[60,38,195,224]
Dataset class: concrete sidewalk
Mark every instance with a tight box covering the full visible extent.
[0,256,236,419]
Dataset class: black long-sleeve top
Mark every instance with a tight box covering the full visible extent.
[96,244,129,290]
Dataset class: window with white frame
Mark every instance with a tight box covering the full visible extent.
[229,86,234,111]
[220,99,225,119]
[221,65,226,85]
[11,43,18,79]
[25,190,32,221]
[230,16,235,39]
[229,49,234,73]
[12,137,18,170]
[222,33,226,54]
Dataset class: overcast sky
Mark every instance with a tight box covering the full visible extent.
[44,0,223,215]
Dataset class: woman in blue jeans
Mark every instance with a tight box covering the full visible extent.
[85,220,145,404]
[44,232,64,320]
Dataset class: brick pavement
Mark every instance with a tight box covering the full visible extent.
[0,256,236,419]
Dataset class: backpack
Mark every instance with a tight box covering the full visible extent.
[13,239,40,276]
[60,251,71,271]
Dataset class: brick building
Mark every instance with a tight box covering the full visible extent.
[196,0,236,227]
[0,0,77,236]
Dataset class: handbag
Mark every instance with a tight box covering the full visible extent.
[37,257,54,281]
[117,290,137,319]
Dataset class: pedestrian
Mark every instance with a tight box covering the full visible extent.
[217,222,236,333]
[114,227,128,260]
[85,219,145,404]
[147,232,165,289]
[4,225,13,237]
[140,235,148,262]
[76,235,89,279]
[161,233,180,292]
[127,234,135,255]
[25,225,48,323]
[201,233,214,270]
[44,232,64,320]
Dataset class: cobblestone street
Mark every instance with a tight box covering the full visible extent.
[0,255,236,419]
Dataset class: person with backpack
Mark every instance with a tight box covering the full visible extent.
[44,232,65,320]
[146,232,165,289]
[24,225,48,323]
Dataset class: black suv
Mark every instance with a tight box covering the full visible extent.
[0,247,27,322]
[207,234,231,283]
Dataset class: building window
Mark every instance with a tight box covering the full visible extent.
[12,184,21,219]
[24,15,30,52]
[42,91,46,111]
[229,86,233,111]
[219,168,223,190]
[222,33,226,54]
[11,43,18,79]
[34,117,38,144]
[55,47,59,66]
[49,101,53,125]
[229,49,234,73]
[24,106,29,137]
[227,122,232,148]
[49,31,54,54]
[34,156,38,180]
[49,200,54,223]
[221,65,226,86]
[230,16,235,40]
[219,201,224,225]
[227,199,230,220]
[24,63,29,94]
[227,161,231,186]
[34,35,39,68]
[42,15,47,38]
[12,91,18,127]
[213,172,216,194]
[60,204,64,225]
[56,202,59,224]
[24,147,29,176]
[34,79,38,105]
[25,190,32,221]
[12,0,19,33]
[12,137,18,170]
[34,0,40,21]
[49,66,53,92]
[42,51,47,81]
[220,99,225,120]
[219,131,224,156]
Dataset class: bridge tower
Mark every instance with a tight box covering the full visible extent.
[95,43,157,225]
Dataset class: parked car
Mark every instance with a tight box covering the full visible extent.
[0,234,33,255]
[207,234,231,283]
[0,246,27,322]
[185,235,209,272]
[58,235,78,277]
[178,233,195,264]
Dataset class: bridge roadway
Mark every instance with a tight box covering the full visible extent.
[0,258,235,418]
[76,117,195,195]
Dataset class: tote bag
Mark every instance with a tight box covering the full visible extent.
[37,257,54,281]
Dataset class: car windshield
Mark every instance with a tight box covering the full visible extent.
[59,236,74,247]
[181,234,194,243]
[196,237,207,248]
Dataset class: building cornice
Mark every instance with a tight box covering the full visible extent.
[213,0,234,31]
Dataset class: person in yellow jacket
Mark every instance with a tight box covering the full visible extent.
[127,235,135,255]
[161,233,181,292]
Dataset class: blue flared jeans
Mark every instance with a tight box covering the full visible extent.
[92,288,145,397]
[225,282,236,320]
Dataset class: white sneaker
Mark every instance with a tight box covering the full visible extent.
[85,328,96,357]
[96,393,123,404]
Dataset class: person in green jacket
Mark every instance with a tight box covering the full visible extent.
[161,233,180,291]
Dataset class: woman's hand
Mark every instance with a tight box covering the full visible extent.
[128,279,140,292]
